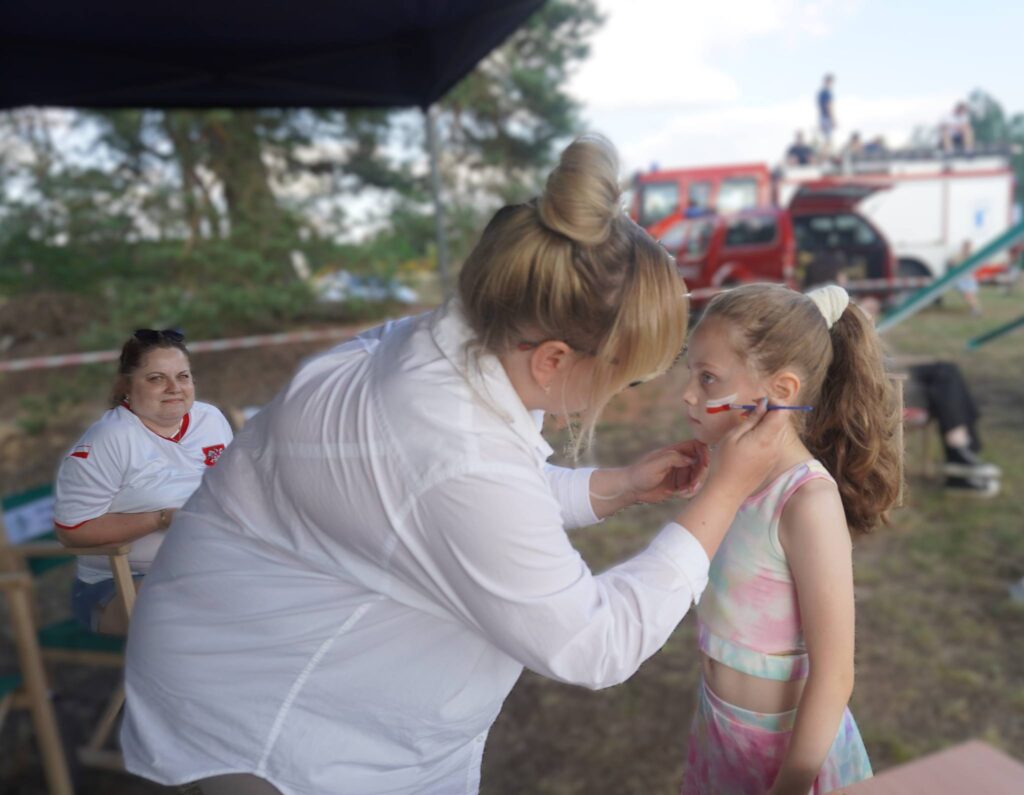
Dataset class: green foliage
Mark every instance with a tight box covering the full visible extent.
[442,0,603,194]
[0,2,603,344]
[968,89,1024,203]
[14,366,108,436]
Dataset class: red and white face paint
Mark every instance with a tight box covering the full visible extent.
[681,317,769,446]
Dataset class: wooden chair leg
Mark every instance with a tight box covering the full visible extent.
[0,690,13,727]
[5,578,74,795]
[922,421,936,478]
[108,554,136,620]
[894,379,905,506]
[81,682,125,753]
[76,550,135,770]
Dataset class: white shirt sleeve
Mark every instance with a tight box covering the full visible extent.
[542,464,600,529]
[215,408,235,445]
[411,466,709,690]
[54,424,129,529]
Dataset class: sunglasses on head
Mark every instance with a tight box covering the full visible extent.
[133,328,185,343]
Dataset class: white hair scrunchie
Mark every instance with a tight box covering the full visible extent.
[807,285,850,329]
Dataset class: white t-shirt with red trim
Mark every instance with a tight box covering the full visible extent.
[54,401,233,584]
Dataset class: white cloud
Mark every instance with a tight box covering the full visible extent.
[570,0,863,110]
[570,0,960,173]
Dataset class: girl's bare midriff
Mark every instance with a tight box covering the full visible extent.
[701,652,807,714]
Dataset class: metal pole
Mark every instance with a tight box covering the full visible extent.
[966,313,1024,350]
[877,219,1024,333]
[424,104,450,297]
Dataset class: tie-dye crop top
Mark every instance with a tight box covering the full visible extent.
[696,459,835,682]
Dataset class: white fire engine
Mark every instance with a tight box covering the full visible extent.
[776,150,1017,281]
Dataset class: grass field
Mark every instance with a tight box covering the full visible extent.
[1,287,1022,793]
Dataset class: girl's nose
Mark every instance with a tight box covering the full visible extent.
[681,379,697,406]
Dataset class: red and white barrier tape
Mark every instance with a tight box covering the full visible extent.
[687,276,938,303]
[0,325,373,374]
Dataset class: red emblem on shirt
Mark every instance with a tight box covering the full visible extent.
[69,444,91,459]
[202,444,226,467]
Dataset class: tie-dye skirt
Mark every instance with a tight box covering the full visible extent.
[681,679,872,794]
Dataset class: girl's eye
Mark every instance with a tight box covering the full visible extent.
[699,372,716,385]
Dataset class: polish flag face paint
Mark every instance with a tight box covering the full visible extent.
[705,393,738,414]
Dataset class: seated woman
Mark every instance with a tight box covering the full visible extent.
[54,329,233,634]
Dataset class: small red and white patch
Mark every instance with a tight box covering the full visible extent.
[69,444,92,459]
[202,444,226,467]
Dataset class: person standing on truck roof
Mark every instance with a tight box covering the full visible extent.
[941,102,975,154]
[817,74,836,155]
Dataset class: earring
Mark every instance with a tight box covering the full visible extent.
[543,384,551,395]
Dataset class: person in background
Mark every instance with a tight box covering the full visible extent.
[839,131,864,173]
[952,239,983,316]
[941,101,975,154]
[904,361,1002,497]
[843,132,863,156]
[54,329,233,634]
[861,135,887,157]
[785,131,815,166]
[817,74,836,155]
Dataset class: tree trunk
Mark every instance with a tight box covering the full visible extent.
[162,113,203,249]
[203,112,284,244]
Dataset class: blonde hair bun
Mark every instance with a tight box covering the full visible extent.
[538,133,622,247]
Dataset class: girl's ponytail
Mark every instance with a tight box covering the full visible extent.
[805,304,902,533]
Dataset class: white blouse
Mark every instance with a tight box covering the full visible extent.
[122,302,710,795]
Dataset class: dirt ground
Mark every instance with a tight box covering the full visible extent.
[1,289,1022,793]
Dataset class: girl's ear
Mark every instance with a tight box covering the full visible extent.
[769,370,802,402]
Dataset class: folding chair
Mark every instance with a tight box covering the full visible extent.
[0,571,74,795]
[1,485,137,772]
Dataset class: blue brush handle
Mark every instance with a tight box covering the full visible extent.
[732,404,813,411]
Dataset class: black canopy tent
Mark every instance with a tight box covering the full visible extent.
[0,0,546,286]
[0,1,544,109]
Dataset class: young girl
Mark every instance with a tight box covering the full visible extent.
[680,283,901,795]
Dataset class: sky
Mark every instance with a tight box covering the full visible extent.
[569,0,1024,173]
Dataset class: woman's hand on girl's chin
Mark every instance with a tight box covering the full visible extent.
[626,440,710,504]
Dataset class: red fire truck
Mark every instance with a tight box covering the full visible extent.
[657,185,895,296]
[631,162,774,241]
[632,150,1017,291]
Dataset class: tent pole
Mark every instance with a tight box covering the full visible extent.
[424,104,450,297]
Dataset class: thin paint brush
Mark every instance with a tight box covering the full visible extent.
[704,395,813,414]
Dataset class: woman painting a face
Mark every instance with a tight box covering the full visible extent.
[121,136,787,795]
[54,329,233,634]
